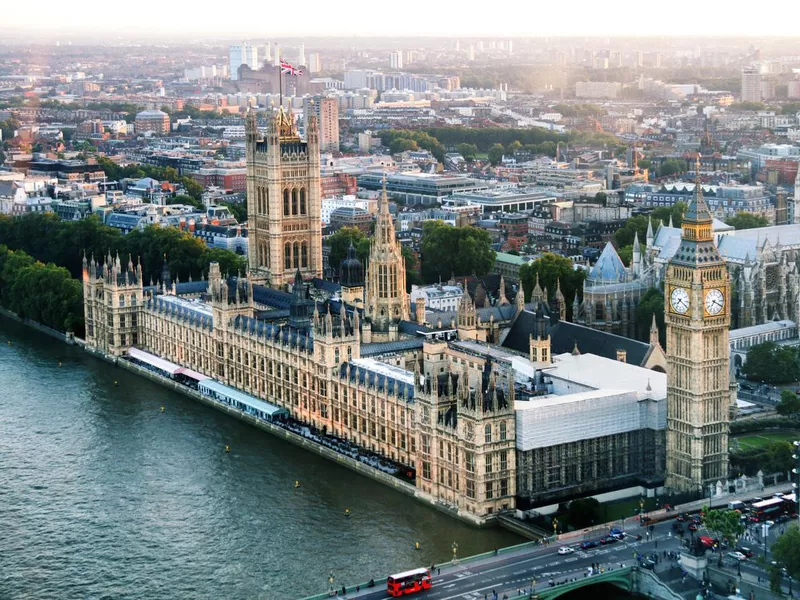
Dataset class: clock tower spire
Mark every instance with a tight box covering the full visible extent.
[665,157,731,494]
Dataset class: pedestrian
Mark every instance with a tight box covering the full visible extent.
[437,568,440,575]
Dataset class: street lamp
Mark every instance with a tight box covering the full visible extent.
[553,518,559,537]
[328,571,335,597]
[452,541,459,565]
[639,497,645,523]
[532,577,537,597]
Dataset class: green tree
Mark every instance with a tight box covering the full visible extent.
[742,342,800,384]
[519,253,585,320]
[402,246,420,287]
[635,287,666,346]
[566,497,601,529]
[702,506,745,545]
[594,192,608,204]
[771,524,800,580]
[389,138,418,154]
[651,201,687,228]
[455,143,478,161]
[726,212,770,230]
[419,221,495,283]
[219,201,247,223]
[777,390,800,417]
[488,143,505,166]
[327,227,370,273]
[613,215,650,248]
[506,140,522,155]
[657,159,686,178]
[617,244,644,267]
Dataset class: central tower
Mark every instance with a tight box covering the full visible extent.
[665,161,731,494]
[246,108,322,288]
[363,179,408,342]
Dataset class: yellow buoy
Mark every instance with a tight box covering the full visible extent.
[345,508,351,517]
[114,381,118,386]
[295,480,300,488]
[415,541,420,550]
[58,362,62,367]
[160,406,165,413]
[225,445,230,453]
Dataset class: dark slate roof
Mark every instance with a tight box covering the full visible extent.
[252,284,293,309]
[231,314,314,353]
[176,280,208,295]
[399,319,434,335]
[360,339,424,357]
[313,277,341,294]
[502,310,651,366]
[428,304,518,325]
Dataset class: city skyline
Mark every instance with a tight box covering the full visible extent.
[5,1,800,38]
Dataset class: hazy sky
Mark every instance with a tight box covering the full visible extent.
[5,0,800,38]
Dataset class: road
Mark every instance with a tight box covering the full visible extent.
[336,513,793,600]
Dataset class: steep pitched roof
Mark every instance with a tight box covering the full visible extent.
[588,242,627,284]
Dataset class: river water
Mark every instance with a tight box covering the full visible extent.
[0,320,522,599]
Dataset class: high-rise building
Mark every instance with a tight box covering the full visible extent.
[303,96,339,152]
[263,44,272,64]
[665,161,731,494]
[245,108,323,288]
[389,51,403,70]
[793,168,800,224]
[308,53,321,73]
[298,43,306,67]
[229,43,259,81]
[273,44,281,67]
[741,66,762,102]
[467,45,475,61]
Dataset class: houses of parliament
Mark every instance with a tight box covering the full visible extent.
[83,110,732,520]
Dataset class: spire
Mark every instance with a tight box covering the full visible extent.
[650,313,660,347]
[668,213,674,228]
[571,341,581,355]
[497,275,509,305]
[515,284,526,311]
[646,216,654,246]
[531,273,544,304]
[380,172,390,215]
[683,155,712,223]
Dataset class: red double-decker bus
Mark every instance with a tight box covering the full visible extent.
[387,567,432,597]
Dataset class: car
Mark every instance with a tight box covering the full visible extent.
[580,541,599,550]
[688,523,698,531]
[699,536,717,548]
[727,552,747,561]
[558,546,575,555]
[676,514,687,522]
[766,520,775,527]
[740,383,755,391]
[735,547,754,558]
[749,516,760,523]
[611,532,626,540]
[640,558,656,570]
[600,536,618,545]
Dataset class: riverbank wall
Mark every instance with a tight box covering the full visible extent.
[1,309,493,528]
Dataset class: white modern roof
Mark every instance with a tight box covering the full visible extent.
[545,352,667,400]
[350,358,414,385]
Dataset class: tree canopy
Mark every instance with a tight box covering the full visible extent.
[566,497,602,529]
[0,245,84,334]
[702,506,745,544]
[488,143,505,165]
[419,221,495,283]
[519,253,585,320]
[455,143,478,161]
[0,213,246,285]
[730,439,795,476]
[741,342,800,384]
[725,212,770,230]
[657,159,686,178]
[635,287,666,346]
[771,524,800,580]
[326,227,371,274]
[776,390,800,417]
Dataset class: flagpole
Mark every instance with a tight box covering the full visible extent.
[278,62,283,110]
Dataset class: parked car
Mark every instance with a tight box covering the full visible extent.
[601,536,618,545]
[558,546,575,555]
[735,547,754,558]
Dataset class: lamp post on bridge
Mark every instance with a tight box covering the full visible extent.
[553,518,559,537]
[452,541,459,565]
[328,571,335,597]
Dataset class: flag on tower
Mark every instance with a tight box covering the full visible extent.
[280,59,303,76]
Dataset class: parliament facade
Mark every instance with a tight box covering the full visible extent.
[82,109,731,520]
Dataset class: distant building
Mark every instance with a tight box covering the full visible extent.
[410,284,463,312]
[389,51,403,70]
[230,43,259,81]
[741,66,761,103]
[575,81,621,99]
[134,110,170,135]
[304,96,339,152]
[329,206,372,233]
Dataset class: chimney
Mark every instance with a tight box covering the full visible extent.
[616,349,627,363]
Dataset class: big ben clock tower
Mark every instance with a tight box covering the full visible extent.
[665,159,731,494]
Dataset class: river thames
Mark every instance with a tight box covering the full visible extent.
[0,320,523,599]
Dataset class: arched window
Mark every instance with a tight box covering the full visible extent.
[284,243,291,270]
[595,301,604,321]
[283,189,290,216]
[293,241,300,268]
[292,188,298,215]
[299,188,307,215]
[484,424,492,443]
[301,242,308,268]
[499,421,507,441]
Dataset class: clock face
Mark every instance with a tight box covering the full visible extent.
[670,287,690,314]
[705,289,725,315]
